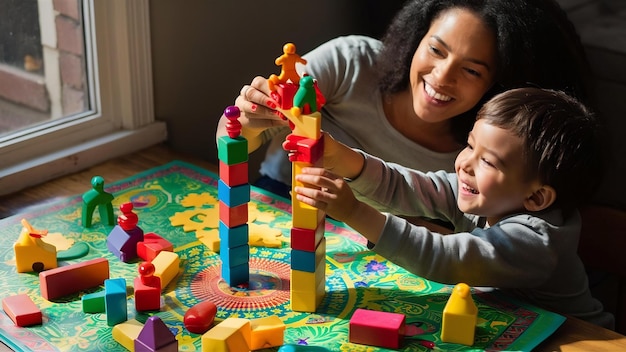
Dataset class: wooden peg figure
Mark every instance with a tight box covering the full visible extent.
[224,106,242,138]
[82,176,115,228]
[118,202,139,232]
[268,43,307,91]
[441,283,478,346]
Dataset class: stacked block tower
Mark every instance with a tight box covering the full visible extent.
[269,43,327,312]
[217,106,251,286]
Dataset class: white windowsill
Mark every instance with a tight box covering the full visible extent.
[0,121,167,196]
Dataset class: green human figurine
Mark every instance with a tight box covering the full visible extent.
[291,75,317,118]
[82,176,114,228]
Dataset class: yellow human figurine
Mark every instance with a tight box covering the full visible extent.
[268,43,307,91]
[441,283,478,346]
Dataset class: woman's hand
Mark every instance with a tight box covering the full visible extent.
[216,76,289,151]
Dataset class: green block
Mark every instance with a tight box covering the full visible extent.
[218,136,248,165]
[82,290,106,313]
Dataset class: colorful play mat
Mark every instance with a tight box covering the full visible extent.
[0,161,564,351]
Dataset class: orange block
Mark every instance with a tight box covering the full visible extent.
[39,258,110,300]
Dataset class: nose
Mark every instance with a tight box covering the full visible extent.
[457,151,475,175]
[432,60,456,86]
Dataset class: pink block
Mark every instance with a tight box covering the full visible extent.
[349,308,406,349]
[2,294,42,327]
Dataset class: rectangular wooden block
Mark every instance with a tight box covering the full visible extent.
[218,180,250,207]
[219,160,248,187]
[39,258,110,300]
[291,237,325,273]
[152,251,180,290]
[201,318,251,352]
[2,294,42,327]
[217,136,248,165]
[290,220,325,252]
[219,201,248,228]
[349,308,405,349]
[250,316,285,350]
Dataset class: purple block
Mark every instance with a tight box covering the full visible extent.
[135,316,178,351]
[107,225,144,262]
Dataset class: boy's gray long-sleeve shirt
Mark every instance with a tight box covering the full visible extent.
[348,151,608,325]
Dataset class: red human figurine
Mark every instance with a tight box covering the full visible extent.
[224,106,242,138]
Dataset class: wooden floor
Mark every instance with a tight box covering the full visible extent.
[0,143,216,219]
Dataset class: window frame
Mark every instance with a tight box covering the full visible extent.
[0,0,166,196]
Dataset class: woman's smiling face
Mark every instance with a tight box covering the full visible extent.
[409,8,497,123]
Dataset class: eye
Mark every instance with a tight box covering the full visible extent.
[429,45,443,57]
[465,143,474,150]
[481,157,496,168]
[464,67,481,77]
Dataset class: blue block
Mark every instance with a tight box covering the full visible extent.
[219,221,248,249]
[221,244,249,268]
[218,180,250,207]
[291,237,326,273]
[104,278,127,326]
[222,262,249,287]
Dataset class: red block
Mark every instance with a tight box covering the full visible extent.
[274,82,298,109]
[291,221,325,252]
[39,258,110,300]
[219,160,248,186]
[349,308,406,349]
[219,201,248,228]
[137,232,174,262]
[2,294,42,327]
[134,275,161,311]
[284,134,324,164]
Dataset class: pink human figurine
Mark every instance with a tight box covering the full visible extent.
[268,43,307,91]
[224,106,242,138]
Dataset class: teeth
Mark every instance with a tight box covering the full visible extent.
[462,183,478,194]
[424,82,452,102]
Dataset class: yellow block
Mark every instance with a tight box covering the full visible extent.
[112,319,143,351]
[14,228,57,273]
[250,316,285,350]
[290,278,325,313]
[279,110,321,139]
[201,318,251,352]
[291,162,325,230]
[152,251,180,289]
[441,283,478,346]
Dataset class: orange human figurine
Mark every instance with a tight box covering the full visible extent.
[268,43,307,91]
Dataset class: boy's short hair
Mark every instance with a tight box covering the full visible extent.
[476,87,604,214]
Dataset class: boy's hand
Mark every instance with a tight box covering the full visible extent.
[294,167,359,223]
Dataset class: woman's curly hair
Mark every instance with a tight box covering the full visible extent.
[376,0,593,145]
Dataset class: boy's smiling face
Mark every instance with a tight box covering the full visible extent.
[454,119,542,225]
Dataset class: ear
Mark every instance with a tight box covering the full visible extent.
[524,185,556,212]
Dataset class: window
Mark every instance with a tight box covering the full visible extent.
[0,0,166,196]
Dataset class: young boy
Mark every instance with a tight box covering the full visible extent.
[292,87,611,326]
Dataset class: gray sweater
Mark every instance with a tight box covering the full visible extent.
[349,151,610,326]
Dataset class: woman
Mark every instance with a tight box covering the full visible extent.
[216,0,592,200]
